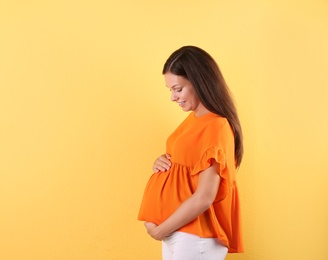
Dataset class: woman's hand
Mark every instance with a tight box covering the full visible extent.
[144,222,167,241]
[152,154,171,173]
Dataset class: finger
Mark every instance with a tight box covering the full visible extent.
[154,163,170,172]
[144,222,157,230]
[153,165,167,173]
[153,162,170,172]
[157,157,171,167]
[152,154,172,172]
[152,162,165,172]
[159,155,171,164]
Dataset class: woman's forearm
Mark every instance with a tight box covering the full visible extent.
[145,162,221,240]
[156,162,221,238]
[156,192,212,238]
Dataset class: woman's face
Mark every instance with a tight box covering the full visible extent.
[164,72,208,116]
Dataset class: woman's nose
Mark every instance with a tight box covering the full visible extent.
[171,92,178,102]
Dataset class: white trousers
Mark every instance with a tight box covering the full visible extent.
[162,232,228,260]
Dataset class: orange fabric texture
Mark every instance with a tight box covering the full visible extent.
[138,112,244,253]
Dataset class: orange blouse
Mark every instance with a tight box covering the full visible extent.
[138,112,244,253]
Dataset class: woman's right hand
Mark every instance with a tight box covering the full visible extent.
[153,154,171,173]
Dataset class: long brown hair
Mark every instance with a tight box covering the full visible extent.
[163,46,243,167]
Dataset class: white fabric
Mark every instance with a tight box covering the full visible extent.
[162,231,228,260]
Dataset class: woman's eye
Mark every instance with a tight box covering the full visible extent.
[176,88,182,92]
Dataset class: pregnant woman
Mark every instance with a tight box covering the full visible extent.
[138,46,244,260]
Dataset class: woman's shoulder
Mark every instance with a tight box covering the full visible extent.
[204,113,229,129]
[203,114,234,141]
[180,112,229,132]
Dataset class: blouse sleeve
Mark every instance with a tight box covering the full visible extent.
[191,146,230,202]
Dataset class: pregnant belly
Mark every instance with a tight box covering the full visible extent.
[138,166,194,224]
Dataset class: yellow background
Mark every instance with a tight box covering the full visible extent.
[1,0,327,259]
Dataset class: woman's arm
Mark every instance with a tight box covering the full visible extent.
[145,160,221,240]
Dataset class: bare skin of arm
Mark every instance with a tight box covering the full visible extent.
[145,156,220,240]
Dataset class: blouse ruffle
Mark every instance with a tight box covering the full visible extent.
[192,146,229,202]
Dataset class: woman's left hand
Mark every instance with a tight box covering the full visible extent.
[144,222,166,241]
